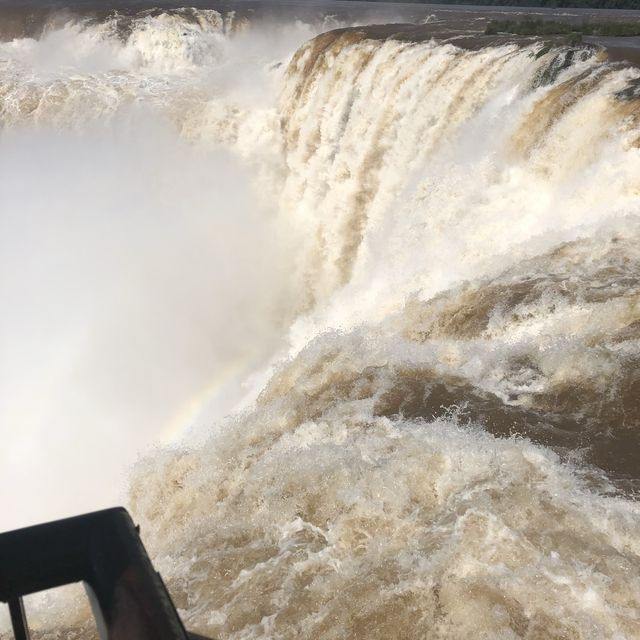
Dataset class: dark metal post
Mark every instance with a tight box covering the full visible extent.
[8,597,30,640]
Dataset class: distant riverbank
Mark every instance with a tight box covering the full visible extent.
[351,0,640,9]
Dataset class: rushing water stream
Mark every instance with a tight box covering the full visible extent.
[1,2,640,638]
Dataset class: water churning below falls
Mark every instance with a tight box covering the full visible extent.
[1,4,640,639]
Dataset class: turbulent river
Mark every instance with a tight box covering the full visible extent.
[1,3,640,638]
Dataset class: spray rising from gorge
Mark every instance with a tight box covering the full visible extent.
[1,5,639,638]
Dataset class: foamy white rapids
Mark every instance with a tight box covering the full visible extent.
[0,9,334,160]
[132,411,640,640]
[2,11,640,640]
[279,34,640,343]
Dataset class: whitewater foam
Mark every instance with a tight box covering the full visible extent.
[1,8,640,639]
